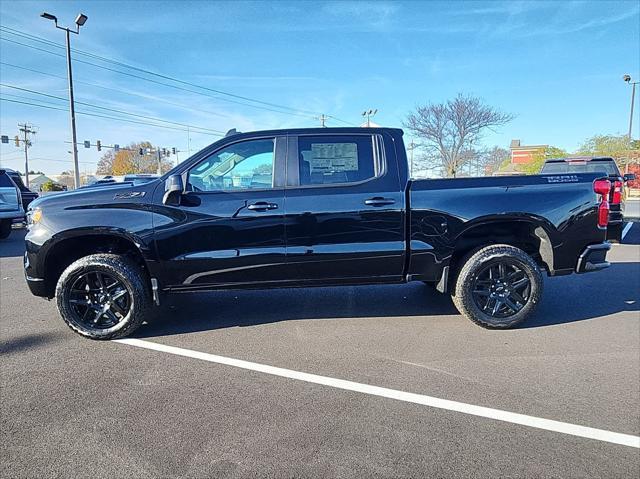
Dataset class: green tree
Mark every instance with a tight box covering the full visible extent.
[521,146,568,174]
[576,134,630,159]
[40,180,65,192]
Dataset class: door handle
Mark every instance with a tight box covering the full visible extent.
[364,197,395,207]
[247,201,278,211]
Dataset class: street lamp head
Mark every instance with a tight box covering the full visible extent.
[75,13,88,27]
[40,12,57,23]
[623,74,632,83]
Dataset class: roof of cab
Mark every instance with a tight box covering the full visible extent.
[224,126,404,140]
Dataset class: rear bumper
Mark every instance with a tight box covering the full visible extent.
[575,242,611,273]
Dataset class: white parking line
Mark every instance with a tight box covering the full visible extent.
[621,222,633,240]
[114,338,640,449]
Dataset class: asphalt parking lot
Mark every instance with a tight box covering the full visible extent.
[1,225,639,478]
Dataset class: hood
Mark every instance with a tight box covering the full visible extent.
[29,180,160,211]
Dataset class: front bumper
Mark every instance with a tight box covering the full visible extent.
[24,252,50,297]
[575,242,611,273]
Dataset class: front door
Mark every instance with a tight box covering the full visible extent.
[153,136,287,288]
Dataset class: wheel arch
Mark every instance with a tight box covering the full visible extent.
[41,229,151,298]
[448,216,556,287]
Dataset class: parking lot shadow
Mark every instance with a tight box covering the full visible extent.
[133,261,639,338]
[521,261,639,328]
[0,228,26,258]
[134,282,460,338]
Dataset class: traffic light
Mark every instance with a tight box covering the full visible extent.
[172,147,176,155]
[14,135,20,147]
[96,140,101,151]
[1,135,8,144]
[84,140,90,148]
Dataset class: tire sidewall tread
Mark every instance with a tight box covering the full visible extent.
[55,253,151,340]
[452,244,543,329]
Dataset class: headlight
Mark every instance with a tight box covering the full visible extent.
[28,207,42,225]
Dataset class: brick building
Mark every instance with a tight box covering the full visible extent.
[510,139,547,165]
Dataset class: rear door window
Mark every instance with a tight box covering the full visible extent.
[297,135,376,186]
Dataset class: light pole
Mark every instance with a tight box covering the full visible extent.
[41,12,88,189]
[361,109,378,127]
[623,74,638,141]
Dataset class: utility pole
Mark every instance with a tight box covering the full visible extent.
[318,114,328,127]
[623,75,638,141]
[18,123,36,188]
[41,11,88,189]
[407,140,418,177]
[157,149,162,175]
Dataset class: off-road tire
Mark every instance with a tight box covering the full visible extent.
[56,254,151,339]
[452,244,543,329]
[0,220,12,239]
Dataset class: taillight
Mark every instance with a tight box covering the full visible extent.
[611,180,622,204]
[598,201,609,228]
[593,179,611,228]
[593,179,611,196]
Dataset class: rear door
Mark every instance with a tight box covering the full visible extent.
[153,135,288,288]
[284,132,406,284]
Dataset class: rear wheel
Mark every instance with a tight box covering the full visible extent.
[452,245,543,329]
[56,254,151,339]
[0,219,12,239]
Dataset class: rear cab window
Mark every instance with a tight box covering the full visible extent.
[541,160,620,176]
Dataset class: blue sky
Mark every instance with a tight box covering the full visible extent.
[0,0,639,175]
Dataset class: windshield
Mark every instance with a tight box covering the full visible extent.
[540,161,620,176]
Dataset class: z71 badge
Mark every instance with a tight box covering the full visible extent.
[114,191,146,199]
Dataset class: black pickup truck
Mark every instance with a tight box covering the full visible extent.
[24,128,612,339]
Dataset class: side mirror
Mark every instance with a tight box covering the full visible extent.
[162,174,184,206]
[623,173,636,182]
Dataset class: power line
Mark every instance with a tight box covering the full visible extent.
[0,26,321,115]
[0,34,315,119]
[0,97,223,135]
[0,61,232,120]
[0,156,95,165]
[0,27,356,125]
[1,83,225,134]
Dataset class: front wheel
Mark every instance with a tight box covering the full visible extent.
[452,245,543,329]
[56,254,151,339]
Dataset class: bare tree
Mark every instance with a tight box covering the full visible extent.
[405,94,513,177]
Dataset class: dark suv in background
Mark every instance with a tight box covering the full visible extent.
[540,157,635,242]
[2,168,39,214]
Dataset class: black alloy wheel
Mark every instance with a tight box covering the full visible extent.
[452,244,543,329]
[56,254,151,339]
[471,260,531,318]
[68,271,131,329]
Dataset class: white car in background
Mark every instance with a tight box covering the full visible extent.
[0,169,23,239]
